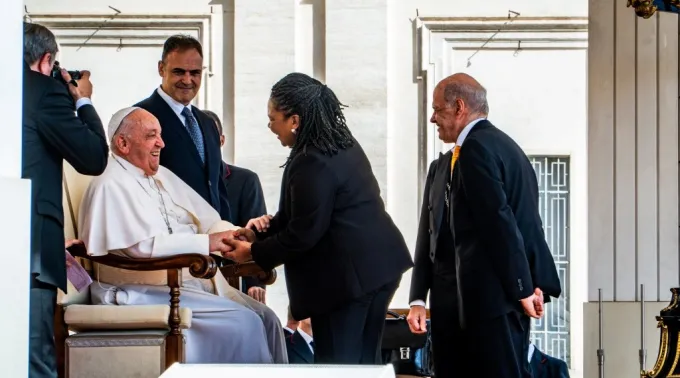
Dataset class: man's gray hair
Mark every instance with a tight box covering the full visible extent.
[444,81,489,115]
[23,22,58,66]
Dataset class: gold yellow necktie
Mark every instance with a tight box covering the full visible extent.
[450,145,461,174]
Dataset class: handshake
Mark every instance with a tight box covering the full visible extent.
[208,228,256,256]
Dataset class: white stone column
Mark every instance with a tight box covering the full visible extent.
[586,0,679,377]
[326,0,388,197]
[1,0,32,376]
[233,0,296,324]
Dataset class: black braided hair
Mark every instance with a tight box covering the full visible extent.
[270,72,354,166]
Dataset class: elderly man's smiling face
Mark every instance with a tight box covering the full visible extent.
[113,109,165,176]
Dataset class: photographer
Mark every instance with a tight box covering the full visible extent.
[22,22,108,378]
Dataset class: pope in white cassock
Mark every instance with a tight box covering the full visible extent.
[78,106,288,364]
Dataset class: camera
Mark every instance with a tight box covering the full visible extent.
[50,60,81,86]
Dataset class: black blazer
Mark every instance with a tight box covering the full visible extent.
[220,162,268,291]
[409,120,561,325]
[134,90,232,221]
[251,140,413,320]
[530,347,570,378]
[22,65,108,291]
[285,330,314,364]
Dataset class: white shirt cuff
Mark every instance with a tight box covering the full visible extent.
[409,300,426,307]
[75,97,92,110]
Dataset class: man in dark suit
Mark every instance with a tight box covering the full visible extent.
[203,110,268,302]
[22,22,109,378]
[133,35,231,222]
[407,73,562,377]
[529,343,570,378]
[283,306,314,364]
[286,318,314,364]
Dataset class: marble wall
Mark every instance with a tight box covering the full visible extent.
[586,1,679,377]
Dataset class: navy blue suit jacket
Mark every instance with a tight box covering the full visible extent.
[285,330,314,364]
[220,162,268,291]
[530,348,570,378]
[134,90,232,222]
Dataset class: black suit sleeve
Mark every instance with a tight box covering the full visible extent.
[251,153,334,271]
[409,161,437,303]
[240,172,268,223]
[458,138,533,301]
[217,163,234,223]
[38,85,108,175]
[241,173,268,291]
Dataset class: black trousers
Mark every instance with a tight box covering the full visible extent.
[311,279,400,364]
[430,274,532,378]
[28,276,58,378]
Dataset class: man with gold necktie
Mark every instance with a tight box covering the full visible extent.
[406,73,562,377]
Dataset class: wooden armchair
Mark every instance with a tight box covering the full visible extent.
[56,162,276,378]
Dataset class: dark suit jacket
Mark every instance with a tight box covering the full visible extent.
[220,162,268,291]
[134,90,232,221]
[251,140,414,320]
[22,64,109,291]
[285,330,314,364]
[409,120,561,325]
[530,348,570,378]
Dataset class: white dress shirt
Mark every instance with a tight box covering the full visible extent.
[156,87,193,125]
[409,117,487,308]
[75,97,92,110]
[297,328,314,354]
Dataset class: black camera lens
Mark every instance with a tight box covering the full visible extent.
[50,61,81,85]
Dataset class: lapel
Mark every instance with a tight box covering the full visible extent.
[529,348,546,377]
[431,151,452,231]
[147,91,205,169]
[290,331,314,363]
[448,120,494,229]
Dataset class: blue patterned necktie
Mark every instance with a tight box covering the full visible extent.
[181,107,205,163]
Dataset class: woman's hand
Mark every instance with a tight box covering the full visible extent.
[246,215,273,232]
[223,239,253,263]
[234,228,256,242]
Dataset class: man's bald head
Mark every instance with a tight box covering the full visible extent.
[436,73,489,115]
[111,108,165,176]
[430,73,488,143]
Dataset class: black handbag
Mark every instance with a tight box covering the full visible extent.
[381,310,435,377]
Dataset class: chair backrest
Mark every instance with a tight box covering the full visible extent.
[58,162,95,306]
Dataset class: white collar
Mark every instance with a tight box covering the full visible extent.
[111,153,148,179]
[527,343,535,362]
[283,326,296,334]
[156,86,192,119]
[297,328,314,348]
[454,117,486,148]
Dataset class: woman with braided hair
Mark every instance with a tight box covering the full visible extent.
[225,72,413,364]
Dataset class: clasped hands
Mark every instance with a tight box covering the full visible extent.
[406,287,545,335]
[209,228,255,263]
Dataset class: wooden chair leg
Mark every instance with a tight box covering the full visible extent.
[165,269,185,371]
[53,304,68,378]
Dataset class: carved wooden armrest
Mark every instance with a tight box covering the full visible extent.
[65,242,215,367]
[67,242,218,280]
[219,261,277,285]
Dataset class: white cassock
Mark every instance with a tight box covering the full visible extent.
[78,154,288,364]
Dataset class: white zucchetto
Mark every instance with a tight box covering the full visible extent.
[107,107,141,142]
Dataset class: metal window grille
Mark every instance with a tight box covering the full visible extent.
[528,156,570,366]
